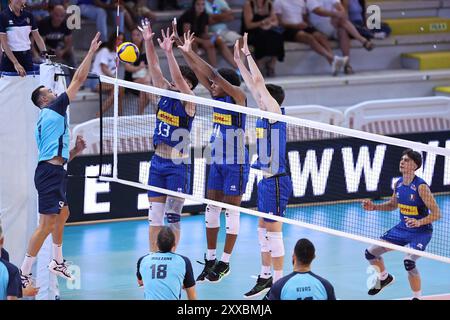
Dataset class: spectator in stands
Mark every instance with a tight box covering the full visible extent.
[342,0,391,40]
[37,4,75,67]
[157,0,180,11]
[87,32,125,116]
[179,0,237,69]
[306,0,374,75]
[124,28,153,114]
[78,0,135,42]
[125,0,156,24]
[242,0,284,77]
[266,238,336,300]
[0,0,47,76]
[274,0,346,76]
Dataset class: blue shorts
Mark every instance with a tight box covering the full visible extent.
[207,163,250,196]
[258,174,292,222]
[34,162,68,214]
[381,224,432,251]
[147,155,191,198]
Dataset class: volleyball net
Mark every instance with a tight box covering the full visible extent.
[94,75,450,264]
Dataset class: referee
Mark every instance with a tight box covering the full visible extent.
[137,227,197,300]
[0,0,47,76]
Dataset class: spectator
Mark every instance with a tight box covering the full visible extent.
[37,4,75,67]
[266,238,336,300]
[274,0,346,76]
[125,0,156,23]
[157,0,180,11]
[26,0,49,21]
[136,227,197,300]
[0,0,47,76]
[242,0,284,77]
[86,32,125,116]
[179,0,237,69]
[306,0,374,75]
[124,28,153,114]
[342,0,391,40]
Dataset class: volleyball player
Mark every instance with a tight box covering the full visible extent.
[21,33,101,288]
[139,19,199,252]
[234,34,292,298]
[362,149,441,299]
[176,29,249,283]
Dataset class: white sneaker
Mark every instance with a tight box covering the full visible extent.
[48,259,75,281]
[331,55,345,76]
[20,271,33,288]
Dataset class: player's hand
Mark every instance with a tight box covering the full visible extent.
[158,27,174,52]
[179,30,195,53]
[14,62,26,77]
[241,33,251,57]
[74,135,87,155]
[88,32,102,54]
[22,284,39,297]
[405,217,421,228]
[172,18,184,47]
[138,18,155,41]
[233,39,241,63]
[362,199,375,211]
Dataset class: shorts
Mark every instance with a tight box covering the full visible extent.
[215,29,242,46]
[34,162,68,214]
[381,224,432,251]
[283,26,318,42]
[0,51,34,73]
[207,163,250,196]
[257,174,292,222]
[147,154,191,198]
[312,19,337,39]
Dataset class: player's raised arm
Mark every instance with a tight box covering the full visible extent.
[233,39,259,103]
[66,32,101,101]
[139,18,170,89]
[405,184,441,228]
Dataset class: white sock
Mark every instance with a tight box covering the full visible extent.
[260,265,272,279]
[413,290,422,299]
[53,243,63,264]
[207,249,216,261]
[273,270,283,282]
[21,254,36,275]
[379,270,388,280]
[221,252,231,263]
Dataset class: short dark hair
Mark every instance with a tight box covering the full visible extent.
[31,85,45,108]
[266,84,285,106]
[294,238,315,265]
[157,227,176,253]
[180,65,199,90]
[402,149,422,170]
[218,68,241,87]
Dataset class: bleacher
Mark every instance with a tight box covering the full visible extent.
[69,0,450,126]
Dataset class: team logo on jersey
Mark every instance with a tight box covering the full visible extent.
[416,243,423,250]
[8,20,13,25]
[396,192,400,198]
[177,187,183,193]
[213,112,232,126]
[157,110,180,127]
[230,185,237,192]
[410,194,415,201]
[25,17,30,24]
[58,201,65,209]
[411,184,417,191]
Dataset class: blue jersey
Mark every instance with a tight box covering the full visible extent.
[395,176,432,232]
[35,93,70,162]
[210,96,248,164]
[252,109,287,175]
[267,271,336,300]
[137,252,195,300]
[153,96,193,149]
[0,258,22,300]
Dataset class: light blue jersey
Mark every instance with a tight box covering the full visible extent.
[267,271,336,300]
[35,92,70,162]
[0,257,22,300]
[137,252,195,300]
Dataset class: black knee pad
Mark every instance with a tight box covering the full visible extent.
[365,249,376,260]
[404,259,416,271]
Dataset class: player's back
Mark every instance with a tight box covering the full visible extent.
[267,271,336,300]
[138,252,193,300]
[0,258,21,300]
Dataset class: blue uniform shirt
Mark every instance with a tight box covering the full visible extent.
[35,92,70,162]
[252,109,287,175]
[395,176,432,232]
[267,271,336,300]
[0,257,22,300]
[210,96,248,164]
[153,96,193,150]
[137,252,195,300]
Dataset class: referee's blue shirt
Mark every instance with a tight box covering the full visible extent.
[137,252,195,300]
[35,92,70,162]
[0,257,22,300]
[267,271,336,300]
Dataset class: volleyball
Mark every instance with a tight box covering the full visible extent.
[117,42,139,63]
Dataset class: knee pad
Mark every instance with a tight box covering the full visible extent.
[225,209,240,235]
[365,245,389,261]
[404,255,420,276]
[258,228,270,253]
[165,196,184,225]
[148,202,165,226]
[205,205,221,229]
[365,249,376,261]
[267,231,284,258]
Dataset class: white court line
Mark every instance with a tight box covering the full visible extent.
[396,293,450,300]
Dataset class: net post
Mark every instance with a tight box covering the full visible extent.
[113,78,119,179]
